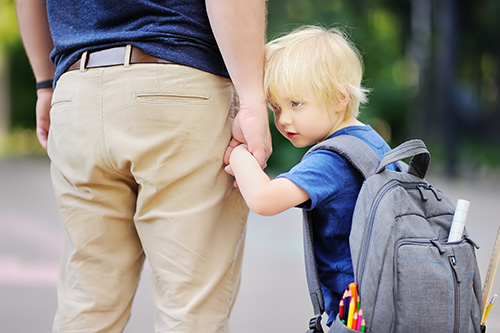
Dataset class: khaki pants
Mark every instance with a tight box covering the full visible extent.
[48,62,248,332]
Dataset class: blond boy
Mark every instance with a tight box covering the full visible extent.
[226,26,396,325]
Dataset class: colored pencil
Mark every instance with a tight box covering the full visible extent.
[352,312,358,330]
[482,294,497,325]
[357,309,363,331]
[347,298,355,328]
[339,299,344,321]
[340,290,348,320]
[343,291,351,322]
[349,282,357,312]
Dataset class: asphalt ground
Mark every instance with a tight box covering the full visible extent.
[1,157,499,332]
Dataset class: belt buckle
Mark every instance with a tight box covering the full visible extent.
[87,46,127,68]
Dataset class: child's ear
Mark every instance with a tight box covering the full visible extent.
[339,93,349,109]
[339,84,351,108]
[333,92,349,113]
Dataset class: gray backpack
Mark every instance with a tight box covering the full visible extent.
[303,136,483,333]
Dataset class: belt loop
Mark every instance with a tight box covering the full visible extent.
[80,51,88,72]
[124,44,132,68]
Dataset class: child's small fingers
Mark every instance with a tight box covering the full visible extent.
[224,164,234,176]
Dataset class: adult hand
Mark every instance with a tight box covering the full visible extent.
[15,0,55,150]
[35,87,52,150]
[224,98,272,171]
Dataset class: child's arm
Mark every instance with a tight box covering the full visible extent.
[229,145,310,216]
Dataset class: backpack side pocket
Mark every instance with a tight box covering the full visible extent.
[394,239,452,332]
[394,238,482,333]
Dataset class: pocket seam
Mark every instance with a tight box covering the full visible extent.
[133,91,211,103]
[51,98,73,107]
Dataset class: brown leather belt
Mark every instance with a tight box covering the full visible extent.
[67,45,173,71]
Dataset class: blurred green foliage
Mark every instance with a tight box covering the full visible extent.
[2,0,500,175]
[9,42,37,130]
[0,0,19,50]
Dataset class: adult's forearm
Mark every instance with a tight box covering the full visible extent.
[208,0,272,168]
[206,0,267,104]
[15,0,55,81]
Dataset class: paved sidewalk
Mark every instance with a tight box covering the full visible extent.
[1,158,499,332]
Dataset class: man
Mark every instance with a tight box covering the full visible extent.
[15,0,271,331]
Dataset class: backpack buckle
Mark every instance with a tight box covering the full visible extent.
[306,315,324,333]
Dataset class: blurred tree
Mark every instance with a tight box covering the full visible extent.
[0,0,20,138]
[265,0,500,174]
[411,0,500,174]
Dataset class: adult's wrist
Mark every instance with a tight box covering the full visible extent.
[36,79,53,90]
[238,93,267,111]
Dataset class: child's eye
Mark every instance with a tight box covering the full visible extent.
[291,101,302,108]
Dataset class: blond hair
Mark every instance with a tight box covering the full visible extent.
[264,26,369,118]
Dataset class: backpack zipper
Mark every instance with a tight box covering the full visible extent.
[449,255,461,333]
[357,181,426,285]
[357,180,396,283]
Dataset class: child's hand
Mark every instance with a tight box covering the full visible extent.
[224,144,249,186]
[224,164,236,178]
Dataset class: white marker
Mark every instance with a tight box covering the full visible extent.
[447,199,470,242]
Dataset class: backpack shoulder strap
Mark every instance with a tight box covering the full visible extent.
[303,135,380,332]
[306,135,380,179]
[303,209,326,332]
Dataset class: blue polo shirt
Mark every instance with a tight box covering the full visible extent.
[46,0,227,84]
[278,125,395,325]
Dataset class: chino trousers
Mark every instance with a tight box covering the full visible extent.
[48,59,248,332]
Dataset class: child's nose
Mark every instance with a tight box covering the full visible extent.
[278,111,293,125]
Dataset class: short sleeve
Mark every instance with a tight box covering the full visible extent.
[277,150,347,210]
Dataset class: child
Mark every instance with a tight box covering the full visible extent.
[225,25,397,326]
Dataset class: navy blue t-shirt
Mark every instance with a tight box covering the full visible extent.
[278,125,396,325]
[46,0,227,83]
